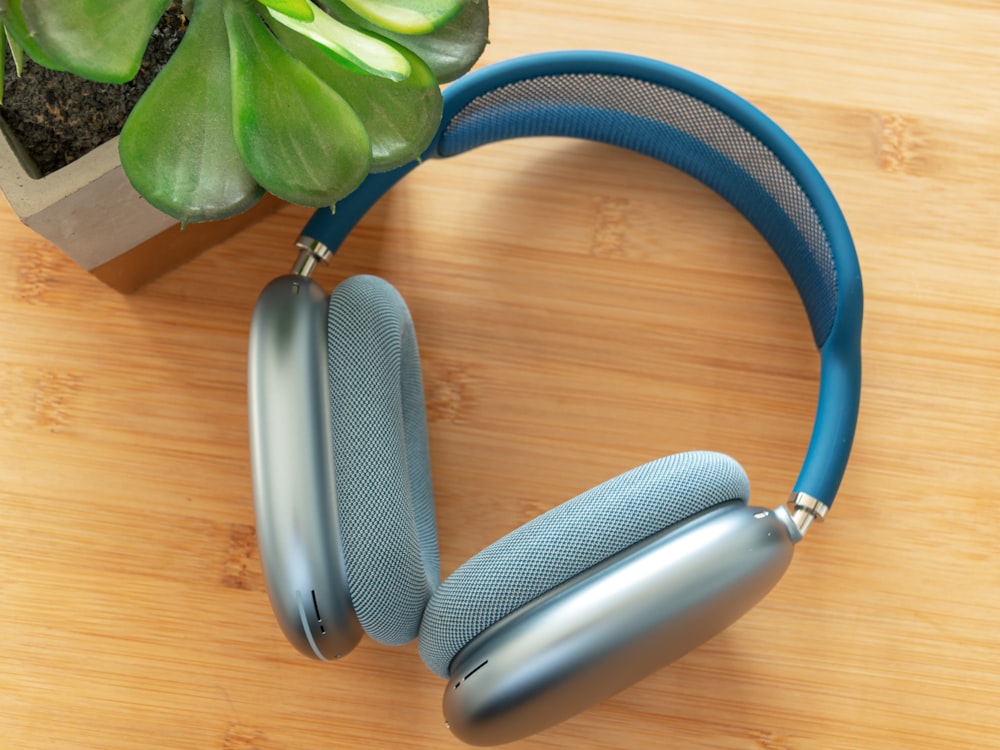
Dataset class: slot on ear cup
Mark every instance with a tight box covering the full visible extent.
[418,451,750,677]
[328,275,439,645]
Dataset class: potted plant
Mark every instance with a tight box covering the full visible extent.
[0,0,488,290]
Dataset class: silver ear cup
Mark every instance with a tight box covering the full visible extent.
[419,452,750,678]
[442,501,801,746]
[249,275,362,661]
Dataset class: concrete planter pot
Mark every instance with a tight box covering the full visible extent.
[0,123,282,293]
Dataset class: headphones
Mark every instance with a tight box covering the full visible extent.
[248,51,862,746]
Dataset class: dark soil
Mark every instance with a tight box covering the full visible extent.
[1,2,187,176]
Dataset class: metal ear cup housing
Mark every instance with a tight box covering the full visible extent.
[442,502,802,746]
[248,275,361,661]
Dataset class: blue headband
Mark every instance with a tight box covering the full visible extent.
[298,50,863,508]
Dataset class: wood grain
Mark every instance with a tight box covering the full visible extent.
[2,2,998,748]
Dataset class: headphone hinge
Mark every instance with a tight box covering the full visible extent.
[787,492,829,536]
[292,236,333,277]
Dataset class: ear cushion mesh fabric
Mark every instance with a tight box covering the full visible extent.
[418,451,750,677]
[328,275,439,645]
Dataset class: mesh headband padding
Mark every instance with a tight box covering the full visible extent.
[436,73,838,348]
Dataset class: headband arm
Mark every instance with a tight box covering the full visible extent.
[297,51,862,512]
[299,165,419,259]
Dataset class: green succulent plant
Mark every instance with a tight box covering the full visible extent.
[0,0,488,223]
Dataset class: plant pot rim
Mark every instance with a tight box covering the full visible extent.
[0,118,183,271]
[0,121,124,214]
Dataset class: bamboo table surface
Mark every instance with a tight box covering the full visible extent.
[2,2,998,748]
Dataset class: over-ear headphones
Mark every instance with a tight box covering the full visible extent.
[247,51,862,746]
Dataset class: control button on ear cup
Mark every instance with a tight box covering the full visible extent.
[328,275,439,646]
[417,451,750,678]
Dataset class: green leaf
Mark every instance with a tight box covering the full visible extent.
[325,0,488,83]
[257,0,313,22]
[19,0,171,83]
[6,22,24,74]
[223,0,371,207]
[120,0,263,223]
[0,0,65,70]
[266,0,410,81]
[273,21,441,172]
[337,0,468,34]
[0,19,25,104]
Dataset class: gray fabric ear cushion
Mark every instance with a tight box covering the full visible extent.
[328,275,439,646]
[417,451,750,677]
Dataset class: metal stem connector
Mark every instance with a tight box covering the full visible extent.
[292,236,333,277]
[787,492,829,536]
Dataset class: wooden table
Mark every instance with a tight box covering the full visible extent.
[2,2,998,748]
